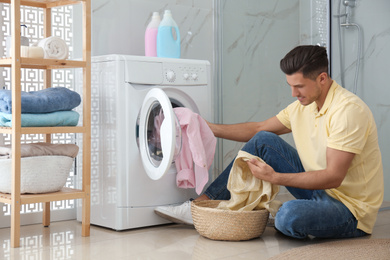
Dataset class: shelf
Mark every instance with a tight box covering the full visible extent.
[4,0,91,247]
[0,126,87,135]
[0,58,87,69]
[0,187,87,204]
[0,0,83,8]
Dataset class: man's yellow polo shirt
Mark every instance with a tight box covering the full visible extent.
[276,80,383,234]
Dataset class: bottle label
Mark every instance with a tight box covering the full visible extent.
[157,26,180,58]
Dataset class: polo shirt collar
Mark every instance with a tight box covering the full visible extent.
[311,80,338,115]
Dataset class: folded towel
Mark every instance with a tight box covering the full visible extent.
[0,142,79,159]
[0,110,79,127]
[37,36,69,59]
[217,150,282,216]
[0,87,81,114]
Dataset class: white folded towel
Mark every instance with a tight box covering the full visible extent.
[37,36,69,60]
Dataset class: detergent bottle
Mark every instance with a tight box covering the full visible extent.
[157,10,180,58]
[145,12,161,57]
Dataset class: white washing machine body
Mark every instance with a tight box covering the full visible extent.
[78,54,213,230]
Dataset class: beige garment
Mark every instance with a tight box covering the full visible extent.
[0,142,79,159]
[217,150,282,216]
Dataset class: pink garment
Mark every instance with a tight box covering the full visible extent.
[174,107,216,195]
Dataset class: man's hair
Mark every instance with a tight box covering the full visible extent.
[280,45,329,80]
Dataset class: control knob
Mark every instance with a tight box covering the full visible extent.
[166,70,176,82]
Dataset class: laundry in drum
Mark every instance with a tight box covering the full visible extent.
[147,105,164,161]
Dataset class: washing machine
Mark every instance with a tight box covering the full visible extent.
[77,54,213,230]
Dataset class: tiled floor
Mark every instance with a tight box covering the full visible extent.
[1,203,389,259]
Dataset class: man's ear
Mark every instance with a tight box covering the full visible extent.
[317,72,328,84]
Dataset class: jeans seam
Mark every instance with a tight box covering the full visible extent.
[306,217,359,237]
[259,144,303,173]
[204,186,224,200]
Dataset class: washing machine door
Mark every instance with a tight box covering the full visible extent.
[139,88,181,180]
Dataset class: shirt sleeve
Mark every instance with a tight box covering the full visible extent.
[276,102,299,130]
[327,102,371,154]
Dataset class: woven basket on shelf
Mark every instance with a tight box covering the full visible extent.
[0,156,73,194]
[191,200,269,241]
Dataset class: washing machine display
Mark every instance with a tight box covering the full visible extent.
[77,55,213,230]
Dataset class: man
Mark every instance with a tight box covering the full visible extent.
[155,45,384,239]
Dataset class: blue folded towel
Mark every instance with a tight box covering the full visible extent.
[0,87,81,114]
[0,111,80,127]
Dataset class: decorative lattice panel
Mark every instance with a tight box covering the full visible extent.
[0,3,76,219]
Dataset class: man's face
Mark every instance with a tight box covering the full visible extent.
[286,72,321,106]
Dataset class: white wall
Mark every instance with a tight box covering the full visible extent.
[89,0,213,61]
[217,0,300,169]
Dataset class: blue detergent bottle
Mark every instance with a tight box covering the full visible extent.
[157,10,180,58]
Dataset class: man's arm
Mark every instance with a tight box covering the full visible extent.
[247,147,355,190]
[207,116,291,142]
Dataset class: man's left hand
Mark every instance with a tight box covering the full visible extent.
[246,158,276,183]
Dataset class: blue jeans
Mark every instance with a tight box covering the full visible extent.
[204,131,367,239]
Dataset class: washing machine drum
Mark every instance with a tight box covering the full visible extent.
[139,88,182,180]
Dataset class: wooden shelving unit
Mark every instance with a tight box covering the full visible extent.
[0,57,87,68]
[0,0,91,248]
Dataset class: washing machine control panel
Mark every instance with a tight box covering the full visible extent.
[162,63,208,86]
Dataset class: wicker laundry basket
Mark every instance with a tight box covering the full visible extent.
[191,200,269,241]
